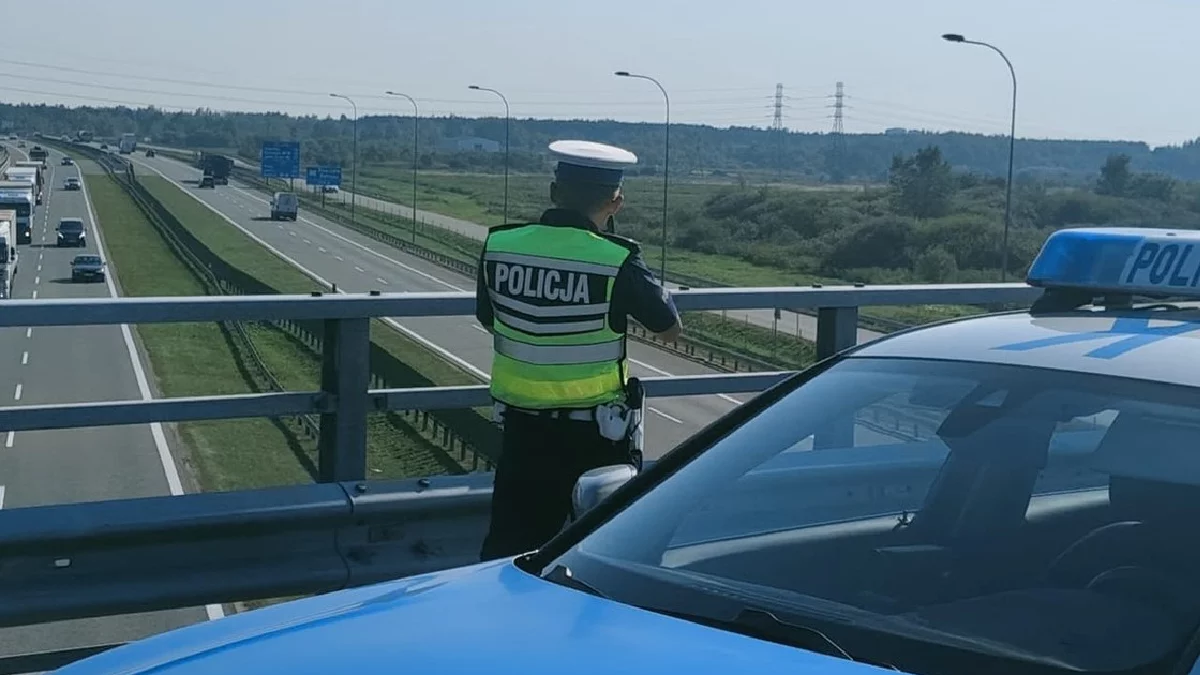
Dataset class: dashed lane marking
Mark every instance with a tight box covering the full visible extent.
[649,407,684,424]
[13,384,22,401]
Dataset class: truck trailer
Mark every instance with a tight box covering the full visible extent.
[8,162,43,204]
[0,209,18,298]
[198,152,233,186]
[0,183,34,244]
[118,133,137,154]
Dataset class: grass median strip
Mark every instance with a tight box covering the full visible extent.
[84,169,315,491]
[87,166,470,493]
[135,175,497,473]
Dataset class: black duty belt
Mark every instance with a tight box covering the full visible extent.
[506,405,596,422]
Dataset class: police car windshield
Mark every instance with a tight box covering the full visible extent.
[558,356,1200,674]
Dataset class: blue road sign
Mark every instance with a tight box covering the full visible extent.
[261,141,301,179]
[305,166,343,187]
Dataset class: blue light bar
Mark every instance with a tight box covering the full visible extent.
[1028,227,1200,297]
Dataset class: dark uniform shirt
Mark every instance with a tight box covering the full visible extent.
[475,208,679,335]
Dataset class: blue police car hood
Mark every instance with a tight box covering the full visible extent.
[58,560,897,675]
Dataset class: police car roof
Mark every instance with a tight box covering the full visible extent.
[854,226,1200,387]
[851,307,1200,387]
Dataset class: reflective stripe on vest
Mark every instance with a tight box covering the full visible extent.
[483,224,632,409]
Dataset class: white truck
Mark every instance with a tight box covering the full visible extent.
[118,133,137,154]
[6,163,42,205]
[0,209,18,299]
[0,182,34,244]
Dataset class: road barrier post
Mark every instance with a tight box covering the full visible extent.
[317,317,372,481]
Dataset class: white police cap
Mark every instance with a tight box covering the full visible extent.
[549,140,638,185]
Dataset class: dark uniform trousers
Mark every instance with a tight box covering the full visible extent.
[479,410,632,561]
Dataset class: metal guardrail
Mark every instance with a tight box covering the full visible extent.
[0,284,1042,670]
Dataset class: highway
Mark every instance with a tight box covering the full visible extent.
[121,148,753,455]
[0,144,215,667]
[300,172,886,343]
[147,144,885,344]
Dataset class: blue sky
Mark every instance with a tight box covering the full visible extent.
[11,0,1197,145]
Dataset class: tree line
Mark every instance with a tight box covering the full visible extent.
[9,102,1200,182]
[613,146,1200,284]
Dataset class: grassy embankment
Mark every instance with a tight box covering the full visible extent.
[85,162,492,492]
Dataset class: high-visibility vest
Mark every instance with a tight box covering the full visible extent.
[482,222,636,409]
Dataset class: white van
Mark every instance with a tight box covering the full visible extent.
[270,192,298,221]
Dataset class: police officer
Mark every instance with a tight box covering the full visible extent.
[475,140,682,561]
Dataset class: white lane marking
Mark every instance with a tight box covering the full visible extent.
[354,266,364,273]
[231,186,468,292]
[36,264,41,272]
[628,357,744,406]
[3,431,12,448]
[375,277,389,285]
[13,384,21,401]
[75,158,227,623]
[33,275,39,285]
[318,247,327,253]
[334,255,343,261]
[24,327,31,338]
[0,485,5,509]
[21,351,27,365]
[30,290,36,299]
[288,231,296,237]
[471,325,488,334]
[302,238,311,245]
[649,406,684,424]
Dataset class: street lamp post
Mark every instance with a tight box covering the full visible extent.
[615,70,670,283]
[329,93,359,226]
[468,85,510,224]
[385,91,420,242]
[942,33,1017,282]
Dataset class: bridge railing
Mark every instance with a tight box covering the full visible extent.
[0,284,1040,672]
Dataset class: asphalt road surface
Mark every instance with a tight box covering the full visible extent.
[0,144,214,669]
[125,148,760,456]
[148,144,885,344]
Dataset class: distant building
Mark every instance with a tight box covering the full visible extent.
[438,136,501,153]
[884,127,910,136]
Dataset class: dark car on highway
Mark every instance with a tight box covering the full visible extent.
[61,156,74,166]
[145,148,156,157]
[70,254,106,283]
[63,177,81,191]
[56,218,87,247]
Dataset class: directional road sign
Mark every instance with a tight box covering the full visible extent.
[260,141,301,179]
[305,165,343,187]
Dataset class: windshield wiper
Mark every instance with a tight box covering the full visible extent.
[646,604,858,663]
[541,564,608,599]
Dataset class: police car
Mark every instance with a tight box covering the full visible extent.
[57,227,1200,674]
